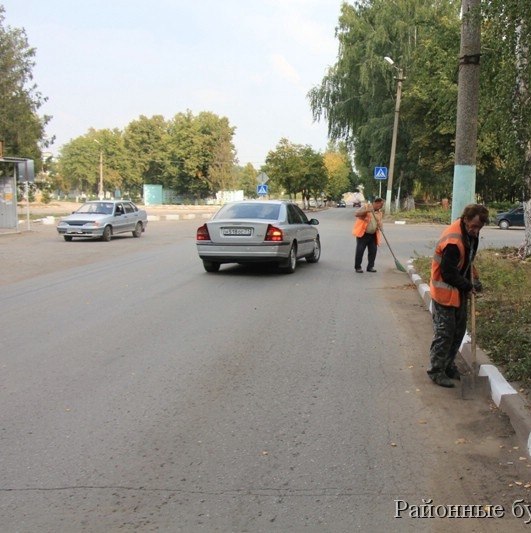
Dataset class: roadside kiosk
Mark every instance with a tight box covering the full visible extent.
[0,142,34,230]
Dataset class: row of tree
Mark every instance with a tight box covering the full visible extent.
[309,0,531,206]
[57,112,237,200]
[2,1,531,207]
[53,114,354,203]
[0,4,355,204]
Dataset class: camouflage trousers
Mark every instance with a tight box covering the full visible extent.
[427,298,468,377]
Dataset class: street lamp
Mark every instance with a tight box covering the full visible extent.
[384,56,404,213]
[94,139,104,200]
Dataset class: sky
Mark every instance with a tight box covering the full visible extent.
[2,0,343,168]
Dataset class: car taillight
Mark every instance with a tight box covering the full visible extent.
[265,224,283,241]
[196,224,211,241]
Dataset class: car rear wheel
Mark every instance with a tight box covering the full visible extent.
[306,237,321,263]
[498,220,510,230]
[279,243,297,273]
[203,260,221,273]
[132,221,143,238]
[102,225,112,241]
[63,235,73,242]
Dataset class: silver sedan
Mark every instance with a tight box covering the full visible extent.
[196,200,321,273]
[57,200,148,242]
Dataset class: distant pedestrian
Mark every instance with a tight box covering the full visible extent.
[352,197,384,273]
[427,203,489,388]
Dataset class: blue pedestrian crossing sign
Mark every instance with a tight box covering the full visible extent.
[257,184,269,195]
[374,167,387,179]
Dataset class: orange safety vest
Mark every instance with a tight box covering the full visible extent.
[352,204,382,245]
[430,218,467,307]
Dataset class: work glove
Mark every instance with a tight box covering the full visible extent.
[473,278,483,292]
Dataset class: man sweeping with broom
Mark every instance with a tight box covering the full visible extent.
[352,197,385,273]
[427,204,489,388]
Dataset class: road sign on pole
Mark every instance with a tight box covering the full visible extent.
[257,172,269,184]
[257,184,268,196]
[374,167,387,180]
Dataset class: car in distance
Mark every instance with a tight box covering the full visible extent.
[57,200,148,241]
[196,200,321,273]
[495,204,524,229]
[337,200,346,208]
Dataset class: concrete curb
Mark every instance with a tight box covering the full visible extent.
[146,213,213,222]
[25,212,215,225]
[407,259,531,456]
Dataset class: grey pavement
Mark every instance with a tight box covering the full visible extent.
[4,204,531,459]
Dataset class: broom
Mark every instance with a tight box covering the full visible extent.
[461,262,488,399]
[380,230,407,272]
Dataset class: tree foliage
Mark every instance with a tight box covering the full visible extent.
[0,6,50,165]
[309,0,463,203]
[123,115,170,191]
[9,0,531,223]
[236,163,259,199]
[324,147,352,201]
[265,138,347,206]
[57,111,237,199]
[308,0,531,210]
[481,0,531,253]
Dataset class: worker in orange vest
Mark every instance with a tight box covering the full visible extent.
[352,197,384,273]
[427,204,489,388]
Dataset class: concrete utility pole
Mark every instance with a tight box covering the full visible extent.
[386,67,404,214]
[383,57,404,214]
[451,0,482,222]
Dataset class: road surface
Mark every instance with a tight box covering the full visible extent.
[0,210,529,532]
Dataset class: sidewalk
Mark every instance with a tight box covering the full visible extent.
[407,260,531,457]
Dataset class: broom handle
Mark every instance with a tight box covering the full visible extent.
[381,229,398,262]
[470,264,477,371]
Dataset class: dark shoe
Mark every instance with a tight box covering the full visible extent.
[430,373,455,388]
[355,268,363,273]
[367,268,377,273]
[446,366,461,380]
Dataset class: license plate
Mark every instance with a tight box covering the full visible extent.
[222,227,252,236]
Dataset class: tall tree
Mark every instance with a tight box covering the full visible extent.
[166,110,236,198]
[57,136,97,196]
[196,112,237,193]
[265,139,328,206]
[236,163,258,198]
[324,147,351,201]
[58,128,132,197]
[265,138,305,199]
[308,0,462,204]
[123,115,170,192]
[0,6,50,163]
[299,145,327,208]
[483,0,531,254]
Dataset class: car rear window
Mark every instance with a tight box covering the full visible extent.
[218,203,280,220]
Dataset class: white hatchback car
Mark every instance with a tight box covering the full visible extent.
[196,200,321,273]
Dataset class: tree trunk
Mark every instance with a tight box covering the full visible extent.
[524,142,531,258]
[515,22,531,257]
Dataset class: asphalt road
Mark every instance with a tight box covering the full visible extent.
[0,210,530,532]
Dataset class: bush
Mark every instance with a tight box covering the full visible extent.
[390,206,500,226]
